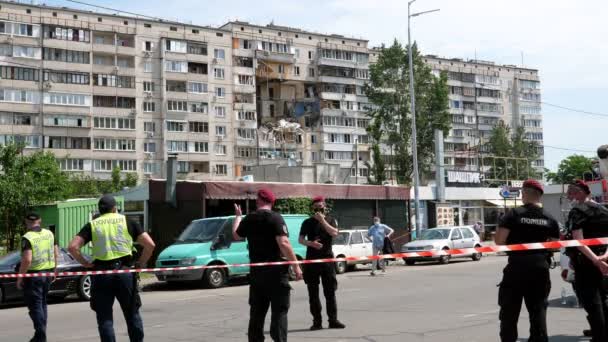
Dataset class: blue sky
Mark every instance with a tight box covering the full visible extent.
[45,0,607,171]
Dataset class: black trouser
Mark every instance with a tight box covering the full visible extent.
[574,262,608,342]
[248,269,291,342]
[90,273,144,342]
[23,276,51,342]
[498,261,551,342]
[303,263,338,324]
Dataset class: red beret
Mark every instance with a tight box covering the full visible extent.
[257,188,276,204]
[522,179,544,194]
[312,196,325,204]
[572,180,591,194]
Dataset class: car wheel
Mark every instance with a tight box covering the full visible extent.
[203,269,226,289]
[335,260,347,274]
[439,248,451,264]
[471,252,482,261]
[0,285,4,303]
[405,259,416,266]
[78,275,92,301]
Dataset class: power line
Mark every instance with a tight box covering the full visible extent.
[541,102,608,118]
[542,145,595,153]
[64,0,171,22]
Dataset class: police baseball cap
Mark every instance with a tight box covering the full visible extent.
[571,179,591,195]
[25,212,40,221]
[98,194,117,212]
[522,179,544,194]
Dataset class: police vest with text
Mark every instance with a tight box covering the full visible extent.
[566,202,608,262]
[23,229,55,271]
[90,213,133,261]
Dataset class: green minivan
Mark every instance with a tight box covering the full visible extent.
[155,214,308,288]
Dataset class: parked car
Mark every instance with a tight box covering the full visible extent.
[332,229,373,274]
[0,248,92,304]
[155,215,308,288]
[400,226,482,265]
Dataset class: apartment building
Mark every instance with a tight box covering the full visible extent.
[0,1,234,180]
[422,56,544,176]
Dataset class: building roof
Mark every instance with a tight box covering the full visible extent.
[221,21,369,43]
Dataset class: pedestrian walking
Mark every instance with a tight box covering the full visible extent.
[298,196,346,331]
[17,212,58,342]
[232,188,303,342]
[473,221,485,241]
[68,195,155,342]
[564,180,608,342]
[367,217,394,276]
[494,179,560,342]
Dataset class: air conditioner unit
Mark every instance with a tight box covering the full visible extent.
[144,91,152,98]
[113,66,120,73]
[217,135,224,141]
[211,95,217,102]
[145,153,154,159]
[341,111,347,116]
[263,51,270,57]
[43,81,52,90]
[212,58,218,64]
[129,109,137,116]
[146,131,154,138]
[239,120,246,127]
[143,51,152,57]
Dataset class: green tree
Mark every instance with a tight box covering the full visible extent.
[68,174,100,198]
[111,166,122,192]
[484,122,540,182]
[0,144,71,250]
[365,118,387,185]
[122,172,138,188]
[545,155,595,184]
[364,40,450,184]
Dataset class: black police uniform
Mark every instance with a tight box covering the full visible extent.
[21,232,57,342]
[77,219,145,342]
[566,201,608,341]
[497,203,560,342]
[236,209,291,342]
[299,216,340,326]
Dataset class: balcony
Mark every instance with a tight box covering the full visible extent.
[318,75,365,86]
[255,50,295,64]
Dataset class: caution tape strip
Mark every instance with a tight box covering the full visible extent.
[3,238,607,279]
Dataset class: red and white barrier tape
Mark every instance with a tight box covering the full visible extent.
[2,238,607,279]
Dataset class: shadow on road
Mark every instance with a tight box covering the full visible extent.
[142,277,249,292]
[547,296,582,310]
[0,296,82,310]
[519,335,589,341]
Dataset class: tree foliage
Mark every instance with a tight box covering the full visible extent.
[365,118,387,185]
[545,155,595,184]
[484,122,540,182]
[364,40,450,184]
[273,198,334,216]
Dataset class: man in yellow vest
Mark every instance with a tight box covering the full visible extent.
[17,212,58,342]
[69,195,155,342]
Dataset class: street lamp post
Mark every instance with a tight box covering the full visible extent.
[408,0,439,238]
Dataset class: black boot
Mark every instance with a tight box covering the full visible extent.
[328,320,346,329]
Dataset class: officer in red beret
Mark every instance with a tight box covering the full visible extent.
[565,179,608,341]
[494,179,560,342]
[298,196,345,330]
[232,188,302,342]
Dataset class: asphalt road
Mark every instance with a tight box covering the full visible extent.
[0,256,592,341]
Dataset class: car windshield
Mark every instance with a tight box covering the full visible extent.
[177,219,226,243]
[419,229,451,240]
[333,232,350,245]
[0,251,21,266]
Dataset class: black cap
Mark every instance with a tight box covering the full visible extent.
[98,195,117,213]
[25,212,40,221]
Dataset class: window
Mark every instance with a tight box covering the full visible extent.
[214,49,225,59]
[237,111,256,121]
[94,160,137,172]
[165,60,187,73]
[451,229,462,240]
[177,161,189,173]
[242,39,253,49]
[215,87,225,97]
[143,102,156,112]
[59,159,84,171]
[43,26,90,42]
[215,164,228,175]
[193,141,208,153]
[45,116,87,128]
[237,128,256,140]
[214,144,227,155]
[143,62,153,73]
[143,41,154,51]
[93,117,135,130]
[42,48,90,64]
[295,49,300,57]
[214,68,225,79]
[278,65,285,73]
[144,142,156,153]
[189,121,209,133]
[190,102,209,114]
[293,66,300,76]
[215,125,226,136]
[143,162,158,174]
[7,45,41,59]
[143,81,155,92]
[188,62,208,74]
[94,138,136,151]
[324,151,354,160]
[0,21,39,37]
[215,106,226,117]
[351,232,363,244]
[45,136,89,149]
[144,23,152,28]
[44,92,89,106]
[170,26,178,32]
[144,122,156,132]
[167,100,188,112]
[92,96,135,109]
[167,141,188,152]
[93,74,134,88]
[166,121,186,132]
[311,135,317,144]
[1,66,41,81]
[357,119,370,128]
[462,228,474,239]
[188,42,207,55]
[166,80,187,92]
[188,82,207,93]
[192,29,200,34]
[43,70,89,84]
[165,39,187,53]
[237,75,254,85]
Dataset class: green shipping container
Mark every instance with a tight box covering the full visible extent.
[33,197,124,254]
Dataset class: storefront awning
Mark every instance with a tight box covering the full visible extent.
[485,199,521,208]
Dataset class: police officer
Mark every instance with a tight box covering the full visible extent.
[565,180,608,341]
[299,196,346,330]
[494,179,560,342]
[68,195,155,342]
[17,212,58,342]
[232,189,303,342]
